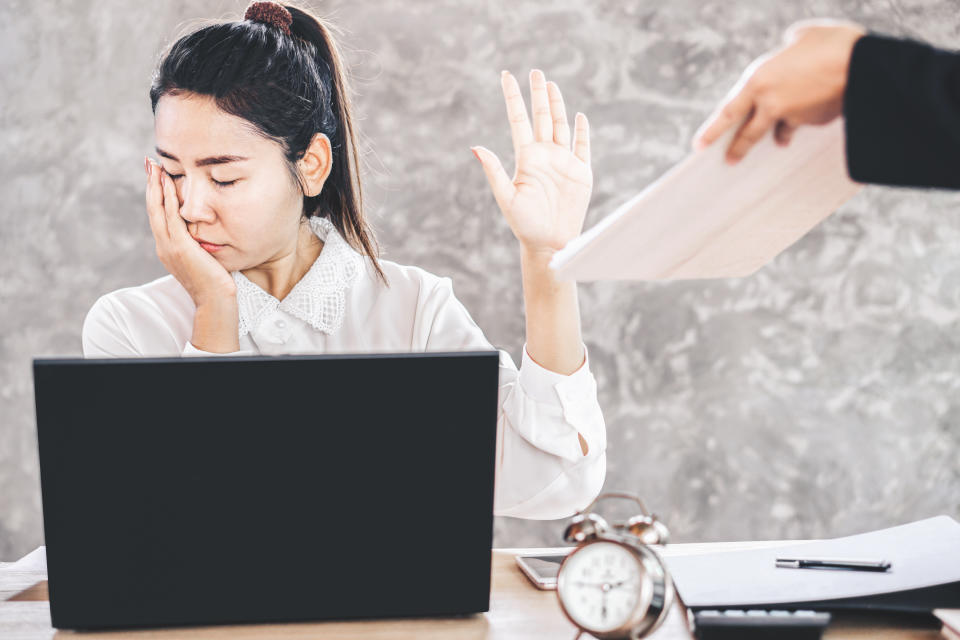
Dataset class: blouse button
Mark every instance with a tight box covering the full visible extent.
[275,318,287,330]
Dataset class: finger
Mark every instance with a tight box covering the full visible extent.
[572,112,590,166]
[160,168,190,242]
[145,158,169,239]
[726,107,775,163]
[784,18,856,42]
[501,70,534,157]
[774,120,796,146]
[693,81,756,151]
[471,146,516,214]
[529,69,552,143]
[784,20,818,43]
[546,81,571,148]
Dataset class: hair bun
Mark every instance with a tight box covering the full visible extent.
[244,2,293,36]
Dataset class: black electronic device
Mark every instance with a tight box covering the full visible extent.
[33,351,500,630]
[689,609,831,640]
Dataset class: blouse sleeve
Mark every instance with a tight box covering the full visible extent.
[180,342,255,357]
[82,293,254,358]
[82,295,143,357]
[414,274,607,520]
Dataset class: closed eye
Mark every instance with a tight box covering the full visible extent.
[166,174,238,188]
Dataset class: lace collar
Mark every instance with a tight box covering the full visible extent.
[232,216,363,338]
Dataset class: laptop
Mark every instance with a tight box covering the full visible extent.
[32,351,500,630]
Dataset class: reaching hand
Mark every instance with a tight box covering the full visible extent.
[693,20,866,164]
[472,70,592,258]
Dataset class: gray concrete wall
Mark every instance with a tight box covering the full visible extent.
[2,0,959,560]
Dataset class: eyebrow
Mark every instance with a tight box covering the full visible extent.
[155,147,249,167]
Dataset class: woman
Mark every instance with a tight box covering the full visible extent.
[82,1,606,519]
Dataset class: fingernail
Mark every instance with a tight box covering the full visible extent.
[144,156,149,175]
[471,147,482,163]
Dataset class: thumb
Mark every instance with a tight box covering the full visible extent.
[784,19,821,42]
[471,146,515,214]
[784,18,857,42]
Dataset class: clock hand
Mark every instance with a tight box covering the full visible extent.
[573,578,638,590]
[608,579,637,589]
[572,581,607,589]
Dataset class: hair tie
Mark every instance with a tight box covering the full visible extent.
[244,1,293,36]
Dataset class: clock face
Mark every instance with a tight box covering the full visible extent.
[558,541,647,634]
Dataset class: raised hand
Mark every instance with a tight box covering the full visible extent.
[472,70,592,258]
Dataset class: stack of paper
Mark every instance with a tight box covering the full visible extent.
[665,516,960,612]
[937,609,960,639]
[0,546,46,601]
[550,118,863,281]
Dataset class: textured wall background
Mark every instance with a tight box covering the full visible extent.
[2,0,960,560]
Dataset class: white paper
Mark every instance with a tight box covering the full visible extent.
[936,608,960,632]
[0,602,53,639]
[2,548,46,574]
[550,118,862,281]
[665,516,960,608]
[0,547,47,602]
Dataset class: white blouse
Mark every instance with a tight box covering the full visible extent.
[82,216,607,520]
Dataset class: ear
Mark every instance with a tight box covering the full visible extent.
[297,133,333,197]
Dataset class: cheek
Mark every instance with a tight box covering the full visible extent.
[227,199,300,248]
[216,176,304,250]
[243,172,303,212]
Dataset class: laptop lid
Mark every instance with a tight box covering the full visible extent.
[33,351,500,630]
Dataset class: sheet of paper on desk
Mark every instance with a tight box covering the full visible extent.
[664,516,960,608]
[2,547,46,574]
[0,546,47,601]
[549,117,863,281]
[936,608,960,633]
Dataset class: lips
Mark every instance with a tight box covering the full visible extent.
[193,236,222,246]
[193,237,227,253]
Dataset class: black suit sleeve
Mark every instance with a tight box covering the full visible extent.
[843,33,960,189]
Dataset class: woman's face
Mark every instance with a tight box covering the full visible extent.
[153,92,305,272]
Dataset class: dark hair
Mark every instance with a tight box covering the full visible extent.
[149,3,385,282]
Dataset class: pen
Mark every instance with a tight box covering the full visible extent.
[775,557,891,572]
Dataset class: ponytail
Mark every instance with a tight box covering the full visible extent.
[284,6,383,283]
[150,2,386,283]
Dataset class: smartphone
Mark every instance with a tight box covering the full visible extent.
[515,553,570,590]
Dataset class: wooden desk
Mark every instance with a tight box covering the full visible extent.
[0,545,942,639]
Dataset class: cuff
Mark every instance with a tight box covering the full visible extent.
[518,343,604,457]
[182,341,256,357]
[518,343,591,403]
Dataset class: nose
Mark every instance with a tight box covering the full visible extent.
[176,176,216,225]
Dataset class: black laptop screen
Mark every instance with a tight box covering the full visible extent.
[33,351,499,630]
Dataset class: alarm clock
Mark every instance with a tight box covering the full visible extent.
[556,492,674,639]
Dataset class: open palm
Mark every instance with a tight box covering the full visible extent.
[473,70,592,255]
